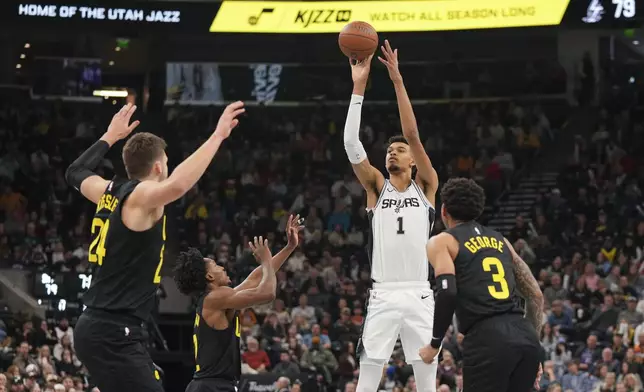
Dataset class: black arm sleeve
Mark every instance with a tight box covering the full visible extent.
[430,274,457,348]
[65,140,110,190]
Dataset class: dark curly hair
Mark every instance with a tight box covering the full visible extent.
[173,247,208,296]
[387,135,408,147]
[440,178,486,222]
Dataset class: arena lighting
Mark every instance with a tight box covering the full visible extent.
[24,43,30,49]
[20,54,26,59]
[108,60,115,66]
[16,64,22,69]
[93,89,128,98]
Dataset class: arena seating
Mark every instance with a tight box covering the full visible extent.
[0,56,642,392]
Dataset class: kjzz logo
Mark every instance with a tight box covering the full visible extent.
[248,8,274,25]
[295,9,352,28]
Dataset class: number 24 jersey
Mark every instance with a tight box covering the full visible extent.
[83,179,166,321]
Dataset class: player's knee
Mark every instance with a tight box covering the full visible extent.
[359,355,387,368]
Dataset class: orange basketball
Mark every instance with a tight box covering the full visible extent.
[338,21,378,61]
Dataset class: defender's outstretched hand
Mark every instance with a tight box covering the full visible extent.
[249,236,271,263]
[286,214,305,248]
[214,101,245,140]
[104,103,140,145]
[378,40,402,83]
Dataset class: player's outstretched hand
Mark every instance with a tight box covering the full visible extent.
[286,214,305,249]
[378,39,402,83]
[249,236,272,263]
[350,54,374,86]
[104,103,140,144]
[213,101,245,140]
[418,344,440,364]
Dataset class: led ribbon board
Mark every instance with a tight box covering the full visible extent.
[210,0,572,33]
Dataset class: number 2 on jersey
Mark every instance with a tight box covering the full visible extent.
[482,257,510,299]
[193,313,201,371]
[154,216,167,284]
[88,218,110,265]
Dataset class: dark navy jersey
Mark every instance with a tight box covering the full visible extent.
[82,179,166,321]
[445,221,524,334]
[192,296,241,381]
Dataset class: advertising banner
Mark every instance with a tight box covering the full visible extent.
[2,1,217,32]
[2,0,641,33]
[165,63,285,105]
[166,63,224,103]
[238,374,316,392]
[210,0,572,33]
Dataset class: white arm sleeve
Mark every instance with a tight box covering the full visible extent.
[343,94,368,164]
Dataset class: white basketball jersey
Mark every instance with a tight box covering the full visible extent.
[368,180,435,283]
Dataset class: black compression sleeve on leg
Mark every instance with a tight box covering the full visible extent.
[65,140,110,190]
[430,274,457,348]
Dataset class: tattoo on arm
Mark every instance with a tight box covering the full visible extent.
[511,253,544,335]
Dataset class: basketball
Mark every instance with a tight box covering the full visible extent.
[338,21,378,61]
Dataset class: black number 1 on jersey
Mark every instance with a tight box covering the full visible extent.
[397,216,405,234]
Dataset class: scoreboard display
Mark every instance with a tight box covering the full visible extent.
[33,271,92,301]
[33,271,92,318]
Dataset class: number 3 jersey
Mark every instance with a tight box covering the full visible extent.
[82,179,166,321]
[445,221,524,334]
[368,180,435,283]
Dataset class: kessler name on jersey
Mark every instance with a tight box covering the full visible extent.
[96,193,119,213]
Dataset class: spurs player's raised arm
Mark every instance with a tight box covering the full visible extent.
[504,238,544,335]
[426,233,458,349]
[344,55,385,208]
[126,102,244,209]
[234,215,303,292]
[379,40,439,205]
[65,104,141,204]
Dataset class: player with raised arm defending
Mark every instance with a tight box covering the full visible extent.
[419,178,544,392]
[345,41,440,392]
[174,215,303,392]
[65,102,244,392]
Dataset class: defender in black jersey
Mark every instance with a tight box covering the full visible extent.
[418,178,545,392]
[174,216,303,392]
[66,102,245,392]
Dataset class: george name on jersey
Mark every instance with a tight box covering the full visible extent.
[381,197,420,209]
[96,194,119,213]
[464,236,504,254]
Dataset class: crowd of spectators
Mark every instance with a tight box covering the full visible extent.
[0,90,560,392]
[505,92,644,392]
[2,37,609,392]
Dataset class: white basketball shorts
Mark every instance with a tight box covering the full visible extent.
[357,281,434,362]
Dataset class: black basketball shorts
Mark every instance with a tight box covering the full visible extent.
[74,309,164,392]
[185,378,237,392]
[461,314,541,392]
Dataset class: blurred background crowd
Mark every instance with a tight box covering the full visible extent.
[0,5,643,392]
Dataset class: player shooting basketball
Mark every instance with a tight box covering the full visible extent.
[344,40,439,392]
